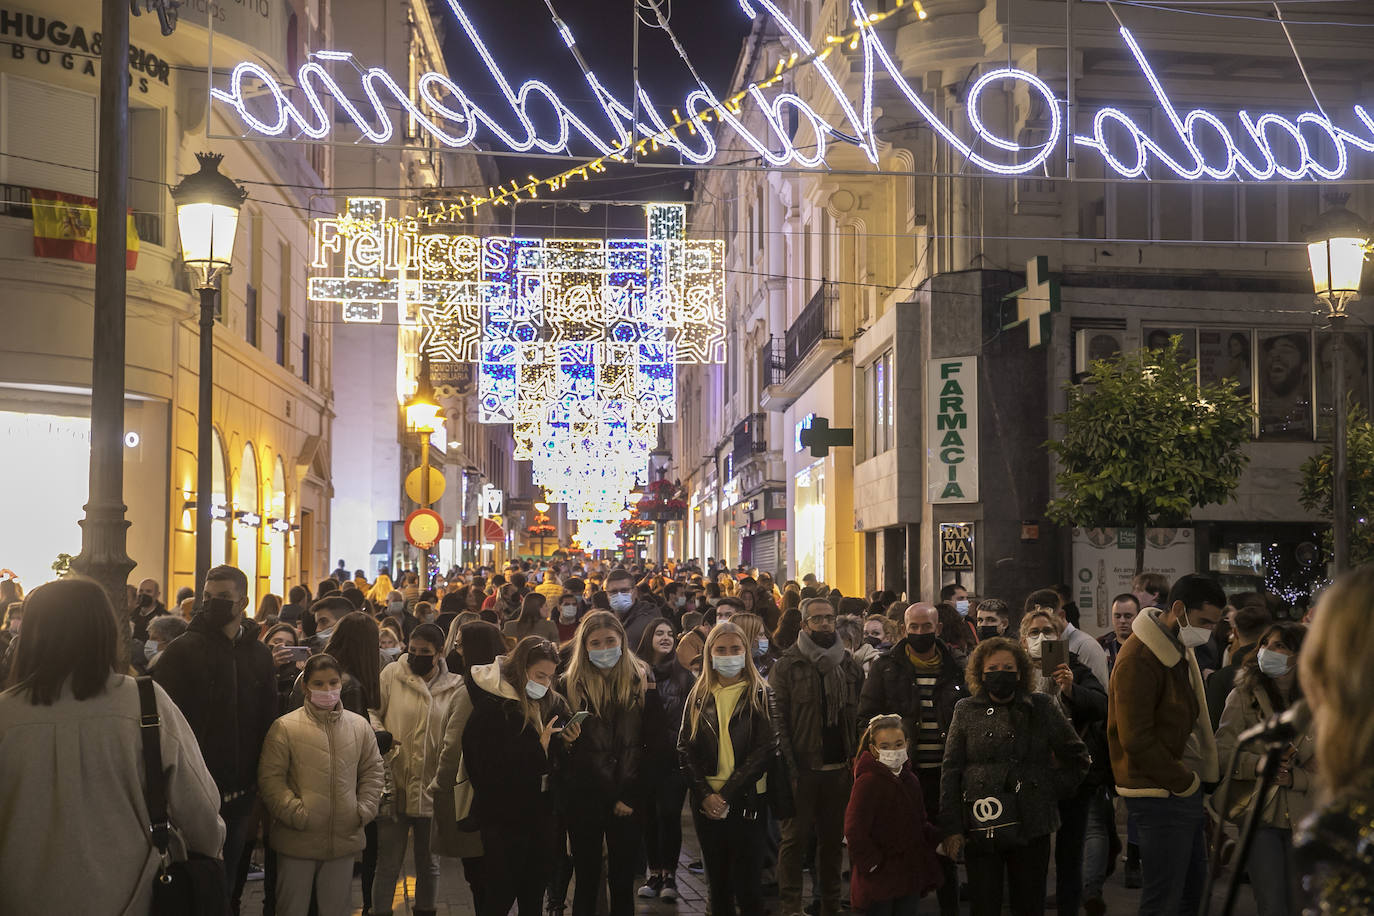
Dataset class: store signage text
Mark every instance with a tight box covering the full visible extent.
[940,523,974,572]
[1,9,171,92]
[211,0,1373,183]
[927,358,978,504]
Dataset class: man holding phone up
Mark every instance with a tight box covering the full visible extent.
[154,564,279,903]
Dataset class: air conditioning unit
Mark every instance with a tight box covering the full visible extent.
[1075,328,1126,373]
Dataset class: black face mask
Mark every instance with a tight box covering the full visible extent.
[984,669,1019,699]
[138,593,154,609]
[407,653,436,677]
[201,597,239,628]
[908,632,937,654]
[976,625,1001,641]
[807,629,837,649]
[863,635,883,649]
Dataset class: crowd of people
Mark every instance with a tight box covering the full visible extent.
[0,557,1372,916]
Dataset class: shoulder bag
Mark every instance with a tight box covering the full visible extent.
[136,676,230,916]
[963,706,1029,852]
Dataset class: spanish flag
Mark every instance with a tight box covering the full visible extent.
[31,189,139,269]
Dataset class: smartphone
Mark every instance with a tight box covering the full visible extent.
[1040,638,1068,676]
[562,710,591,730]
[285,646,312,663]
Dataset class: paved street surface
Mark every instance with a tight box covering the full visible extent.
[239,814,1260,916]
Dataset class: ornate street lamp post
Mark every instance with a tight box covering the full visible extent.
[405,365,443,587]
[1305,195,1370,574]
[172,153,246,595]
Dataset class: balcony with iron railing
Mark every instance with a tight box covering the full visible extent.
[732,413,768,468]
[785,280,841,374]
[761,280,845,410]
[0,183,163,247]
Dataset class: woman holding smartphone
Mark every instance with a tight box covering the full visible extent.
[463,637,577,916]
[557,611,646,916]
[677,621,779,916]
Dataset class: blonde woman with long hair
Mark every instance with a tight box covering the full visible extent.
[677,621,780,916]
[557,610,647,916]
[1294,566,1374,912]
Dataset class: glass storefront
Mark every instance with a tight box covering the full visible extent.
[794,460,826,582]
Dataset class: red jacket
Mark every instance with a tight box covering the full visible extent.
[844,751,944,910]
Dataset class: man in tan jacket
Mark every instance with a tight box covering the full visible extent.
[1107,573,1224,916]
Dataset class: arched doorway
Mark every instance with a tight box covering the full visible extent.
[238,443,259,602]
[271,455,288,597]
[211,429,228,568]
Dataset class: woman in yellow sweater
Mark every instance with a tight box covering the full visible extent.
[676,621,780,916]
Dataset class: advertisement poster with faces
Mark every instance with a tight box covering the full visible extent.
[1316,330,1371,440]
[1197,330,1253,399]
[1142,327,1197,364]
[1258,331,1313,440]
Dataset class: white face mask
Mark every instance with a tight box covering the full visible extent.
[1026,634,1044,659]
[1177,609,1211,649]
[560,604,578,622]
[876,748,907,773]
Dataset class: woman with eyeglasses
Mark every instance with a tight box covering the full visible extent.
[677,621,780,916]
[1016,606,1108,916]
[557,611,646,916]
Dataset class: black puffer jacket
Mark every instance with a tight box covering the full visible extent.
[677,681,780,817]
[857,638,966,751]
[557,673,644,812]
[153,614,278,815]
[939,691,1090,840]
[644,657,695,761]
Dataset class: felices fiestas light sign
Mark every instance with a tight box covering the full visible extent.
[210,0,1374,184]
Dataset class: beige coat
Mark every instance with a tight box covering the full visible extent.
[0,674,224,916]
[430,669,486,859]
[259,700,385,860]
[1213,668,1315,830]
[376,655,462,817]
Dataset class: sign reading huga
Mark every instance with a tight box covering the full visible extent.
[212,0,1374,185]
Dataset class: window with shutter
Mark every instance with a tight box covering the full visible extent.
[1,75,97,196]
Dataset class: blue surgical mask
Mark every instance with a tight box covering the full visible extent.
[755,638,769,657]
[712,655,746,678]
[526,679,550,700]
[1257,648,1292,678]
[143,642,159,662]
[608,593,634,614]
[589,646,622,669]
[955,599,970,617]
[381,646,401,660]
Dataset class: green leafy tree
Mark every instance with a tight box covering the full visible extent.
[1300,402,1374,567]
[1046,338,1254,575]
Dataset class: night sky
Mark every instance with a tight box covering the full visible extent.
[436,0,753,234]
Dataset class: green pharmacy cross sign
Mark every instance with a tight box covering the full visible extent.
[1003,256,1061,348]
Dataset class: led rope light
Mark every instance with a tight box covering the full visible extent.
[214,1,1374,216]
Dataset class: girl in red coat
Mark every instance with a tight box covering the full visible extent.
[844,714,944,916]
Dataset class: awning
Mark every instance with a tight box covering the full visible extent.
[368,539,389,555]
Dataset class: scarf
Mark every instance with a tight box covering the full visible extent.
[797,630,851,728]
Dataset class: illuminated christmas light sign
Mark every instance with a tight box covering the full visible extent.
[310,201,719,541]
[214,0,1374,187]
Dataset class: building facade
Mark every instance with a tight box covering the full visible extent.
[0,0,336,600]
[674,0,1370,622]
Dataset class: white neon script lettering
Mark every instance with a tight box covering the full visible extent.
[210,1,1374,182]
[1071,27,1374,180]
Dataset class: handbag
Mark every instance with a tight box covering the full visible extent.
[136,677,230,916]
[963,711,1028,852]
[453,752,480,831]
